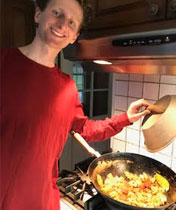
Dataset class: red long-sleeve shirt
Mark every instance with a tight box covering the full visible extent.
[0,48,131,210]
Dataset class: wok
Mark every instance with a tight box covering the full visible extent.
[87,152,176,210]
[71,132,176,210]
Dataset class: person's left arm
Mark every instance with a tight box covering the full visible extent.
[71,94,130,142]
[71,87,150,142]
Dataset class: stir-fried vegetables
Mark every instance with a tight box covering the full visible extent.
[97,171,169,208]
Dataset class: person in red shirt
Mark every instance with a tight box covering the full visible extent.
[0,0,150,209]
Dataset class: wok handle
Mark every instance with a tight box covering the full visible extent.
[71,131,101,158]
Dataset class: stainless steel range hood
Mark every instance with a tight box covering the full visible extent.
[63,29,176,75]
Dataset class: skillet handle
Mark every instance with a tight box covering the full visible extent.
[71,131,101,158]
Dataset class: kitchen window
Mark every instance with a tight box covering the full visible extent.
[73,62,111,118]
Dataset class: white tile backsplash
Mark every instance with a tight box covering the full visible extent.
[127,97,140,105]
[114,128,126,141]
[129,74,144,81]
[161,75,176,84]
[114,110,124,116]
[159,84,176,98]
[115,74,129,80]
[126,128,140,145]
[144,75,160,83]
[129,119,141,130]
[126,143,139,153]
[159,143,173,156]
[111,139,126,152]
[114,96,128,111]
[143,83,159,100]
[111,73,176,172]
[129,82,143,98]
[115,81,128,96]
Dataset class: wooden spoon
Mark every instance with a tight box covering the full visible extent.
[71,131,101,158]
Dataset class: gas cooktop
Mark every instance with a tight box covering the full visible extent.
[58,155,176,210]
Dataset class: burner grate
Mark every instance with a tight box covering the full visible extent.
[57,169,97,209]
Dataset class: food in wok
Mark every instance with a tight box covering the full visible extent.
[97,171,170,208]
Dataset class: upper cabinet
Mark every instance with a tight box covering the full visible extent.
[88,0,166,29]
[81,0,176,38]
[0,0,36,47]
[167,0,176,19]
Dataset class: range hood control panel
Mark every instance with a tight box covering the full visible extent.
[112,34,176,47]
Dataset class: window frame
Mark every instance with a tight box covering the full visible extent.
[73,62,112,118]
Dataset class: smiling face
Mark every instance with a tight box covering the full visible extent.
[34,0,83,51]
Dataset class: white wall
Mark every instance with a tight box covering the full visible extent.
[111,74,176,172]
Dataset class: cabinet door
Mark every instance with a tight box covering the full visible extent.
[167,0,176,19]
[0,0,35,47]
[87,0,166,30]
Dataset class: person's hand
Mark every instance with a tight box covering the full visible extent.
[127,99,151,123]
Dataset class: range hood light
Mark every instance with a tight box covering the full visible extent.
[93,60,112,65]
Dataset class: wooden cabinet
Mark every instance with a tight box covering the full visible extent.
[81,0,176,38]
[0,0,35,47]
[167,0,176,19]
[88,0,166,30]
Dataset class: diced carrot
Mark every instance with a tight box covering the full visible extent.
[121,187,129,194]
[119,193,127,201]
[144,178,151,188]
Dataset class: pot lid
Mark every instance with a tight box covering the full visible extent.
[142,95,176,152]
